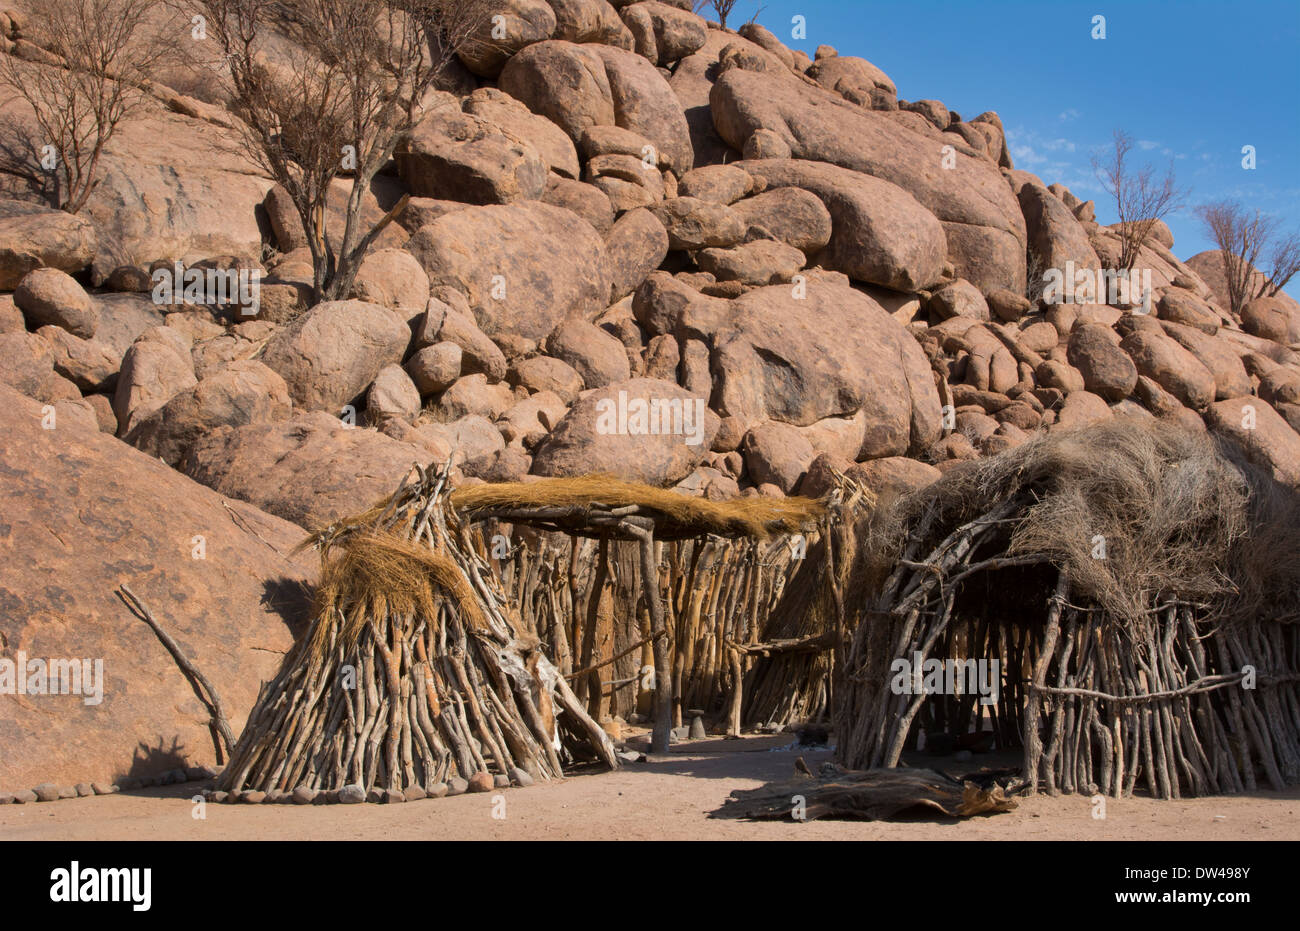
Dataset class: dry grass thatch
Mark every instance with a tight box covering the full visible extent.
[450,474,828,540]
[838,419,1300,799]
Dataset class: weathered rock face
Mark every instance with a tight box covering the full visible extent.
[1018,181,1101,293]
[532,377,719,484]
[112,338,198,434]
[1204,397,1300,486]
[738,159,944,291]
[711,281,942,457]
[182,412,433,529]
[604,207,669,303]
[1067,323,1138,402]
[0,199,96,289]
[124,360,293,466]
[0,331,82,404]
[14,268,98,338]
[709,67,1026,293]
[464,87,582,180]
[457,0,558,77]
[0,385,314,791]
[1120,328,1217,411]
[621,0,707,65]
[499,40,692,175]
[1242,296,1300,345]
[260,300,411,413]
[547,319,631,388]
[396,105,548,205]
[405,203,609,346]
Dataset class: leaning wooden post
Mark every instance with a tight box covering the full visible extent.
[624,517,673,753]
[1025,570,1070,794]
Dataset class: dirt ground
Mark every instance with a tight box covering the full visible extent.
[3,735,1297,841]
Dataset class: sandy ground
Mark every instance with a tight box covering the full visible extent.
[3,735,1298,841]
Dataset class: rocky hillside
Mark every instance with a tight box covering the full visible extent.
[2,0,1299,522]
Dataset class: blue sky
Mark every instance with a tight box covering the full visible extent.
[711,0,1300,294]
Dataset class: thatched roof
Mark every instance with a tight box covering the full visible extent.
[449,475,827,540]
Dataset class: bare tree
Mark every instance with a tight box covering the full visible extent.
[1091,130,1187,271]
[190,0,490,303]
[0,0,165,213]
[694,0,741,30]
[1196,199,1300,315]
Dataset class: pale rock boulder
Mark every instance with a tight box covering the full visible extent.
[711,281,942,458]
[542,176,616,234]
[509,354,586,402]
[648,196,746,250]
[396,105,548,205]
[405,203,610,346]
[433,373,516,422]
[547,319,632,389]
[37,326,120,393]
[1156,289,1219,335]
[846,456,942,499]
[603,207,669,303]
[463,86,581,179]
[1018,181,1101,298]
[532,376,719,484]
[728,185,832,256]
[405,342,463,396]
[677,165,754,205]
[502,390,568,448]
[929,279,990,322]
[457,0,557,77]
[696,240,805,286]
[1066,323,1138,402]
[366,364,423,425]
[620,1,707,65]
[125,359,293,466]
[1241,296,1300,345]
[499,41,693,175]
[805,53,897,108]
[737,159,945,291]
[1119,328,1216,411]
[0,385,313,790]
[741,421,815,493]
[710,68,1026,293]
[417,293,509,381]
[1204,397,1300,486]
[260,300,411,413]
[547,0,635,46]
[0,331,82,404]
[348,249,430,317]
[14,267,98,338]
[182,412,433,528]
[1053,390,1113,431]
[0,199,96,289]
[113,337,198,433]
[1159,321,1252,401]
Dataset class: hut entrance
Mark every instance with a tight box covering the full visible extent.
[836,422,1300,799]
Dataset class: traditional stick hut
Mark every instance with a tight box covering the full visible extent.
[217,464,618,797]
[449,475,829,751]
[836,421,1300,799]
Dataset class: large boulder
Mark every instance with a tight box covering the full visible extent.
[546,319,631,388]
[603,207,669,303]
[260,300,411,413]
[14,268,98,338]
[1119,328,1216,411]
[112,337,198,434]
[1159,321,1252,400]
[620,1,707,65]
[1204,397,1300,486]
[0,199,96,289]
[1241,295,1300,345]
[549,0,635,46]
[457,0,557,77]
[124,360,293,466]
[463,87,581,179]
[1018,181,1101,298]
[709,67,1026,293]
[182,412,434,529]
[348,249,431,318]
[727,183,832,256]
[0,331,82,404]
[711,281,942,457]
[531,377,718,484]
[499,41,692,175]
[396,104,548,205]
[0,385,314,791]
[405,203,610,346]
[1066,323,1137,402]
